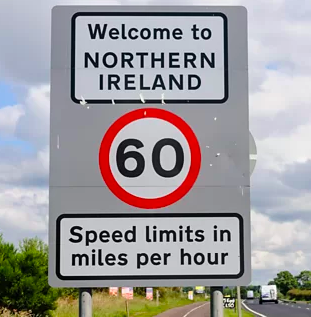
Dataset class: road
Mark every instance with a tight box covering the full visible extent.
[243,299,311,317]
[156,302,210,317]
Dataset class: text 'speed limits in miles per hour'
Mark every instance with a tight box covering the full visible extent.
[56,213,244,280]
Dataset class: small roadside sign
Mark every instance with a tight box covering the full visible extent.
[223,297,236,309]
[49,5,250,288]
[109,287,118,296]
[146,288,153,300]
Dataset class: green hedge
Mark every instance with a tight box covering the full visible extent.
[287,289,311,301]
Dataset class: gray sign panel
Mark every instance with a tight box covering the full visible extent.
[49,5,250,287]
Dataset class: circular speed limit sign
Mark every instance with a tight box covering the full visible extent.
[99,108,201,209]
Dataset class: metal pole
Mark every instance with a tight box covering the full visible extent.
[156,290,159,306]
[212,290,223,317]
[79,288,92,317]
[237,286,242,317]
[125,299,130,317]
[210,287,223,317]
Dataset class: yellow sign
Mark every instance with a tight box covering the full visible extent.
[195,286,205,293]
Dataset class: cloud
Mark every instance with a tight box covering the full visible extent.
[0,0,120,86]
[250,210,310,284]
[256,123,311,172]
[248,209,311,283]
[0,84,50,189]
[280,160,311,191]
[250,71,311,119]
[0,104,24,136]
[15,85,50,149]
[0,146,49,187]
[251,163,311,223]
[251,210,310,253]
[0,186,48,243]
[250,71,311,142]
[252,250,306,271]
[0,84,50,244]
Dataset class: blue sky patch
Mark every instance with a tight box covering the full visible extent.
[0,82,17,108]
[265,62,279,70]
[0,136,36,155]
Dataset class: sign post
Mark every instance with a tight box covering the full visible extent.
[49,5,250,315]
[79,288,92,317]
[212,290,224,317]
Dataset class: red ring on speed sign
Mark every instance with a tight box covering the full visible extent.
[99,108,201,209]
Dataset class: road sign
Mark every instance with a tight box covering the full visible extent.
[223,297,236,309]
[56,213,243,281]
[195,286,205,294]
[49,5,250,288]
[188,291,194,300]
[71,11,228,104]
[146,288,153,300]
[122,287,133,300]
[98,108,201,209]
[109,287,118,296]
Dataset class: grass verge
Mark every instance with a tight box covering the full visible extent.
[53,293,207,317]
[224,308,254,317]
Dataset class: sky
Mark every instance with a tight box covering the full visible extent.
[0,0,311,286]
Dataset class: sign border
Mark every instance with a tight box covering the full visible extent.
[98,107,201,209]
[56,213,244,280]
[71,12,229,104]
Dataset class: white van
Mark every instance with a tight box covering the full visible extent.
[259,285,278,304]
[247,290,254,299]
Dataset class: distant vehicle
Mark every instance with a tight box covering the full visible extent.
[247,290,254,299]
[259,285,278,304]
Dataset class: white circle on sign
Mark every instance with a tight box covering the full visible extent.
[99,108,201,209]
[109,117,191,199]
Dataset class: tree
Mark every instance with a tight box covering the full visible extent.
[0,235,19,308]
[230,286,247,299]
[268,280,276,285]
[0,236,58,316]
[223,287,233,297]
[273,271,298,295]
[155,287,180,299]
[134,287,146,296]
[240,286,247,299]
[247,285,260,292]
[183,287,193,293]
[295,271,311,290]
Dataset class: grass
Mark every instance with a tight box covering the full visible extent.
[52,293,207,317]
[224,308,254,317]
[0,308,32,316]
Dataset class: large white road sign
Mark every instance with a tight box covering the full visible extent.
[49,6,250,287]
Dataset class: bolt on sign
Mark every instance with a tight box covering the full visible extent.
[49,5,251,288]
